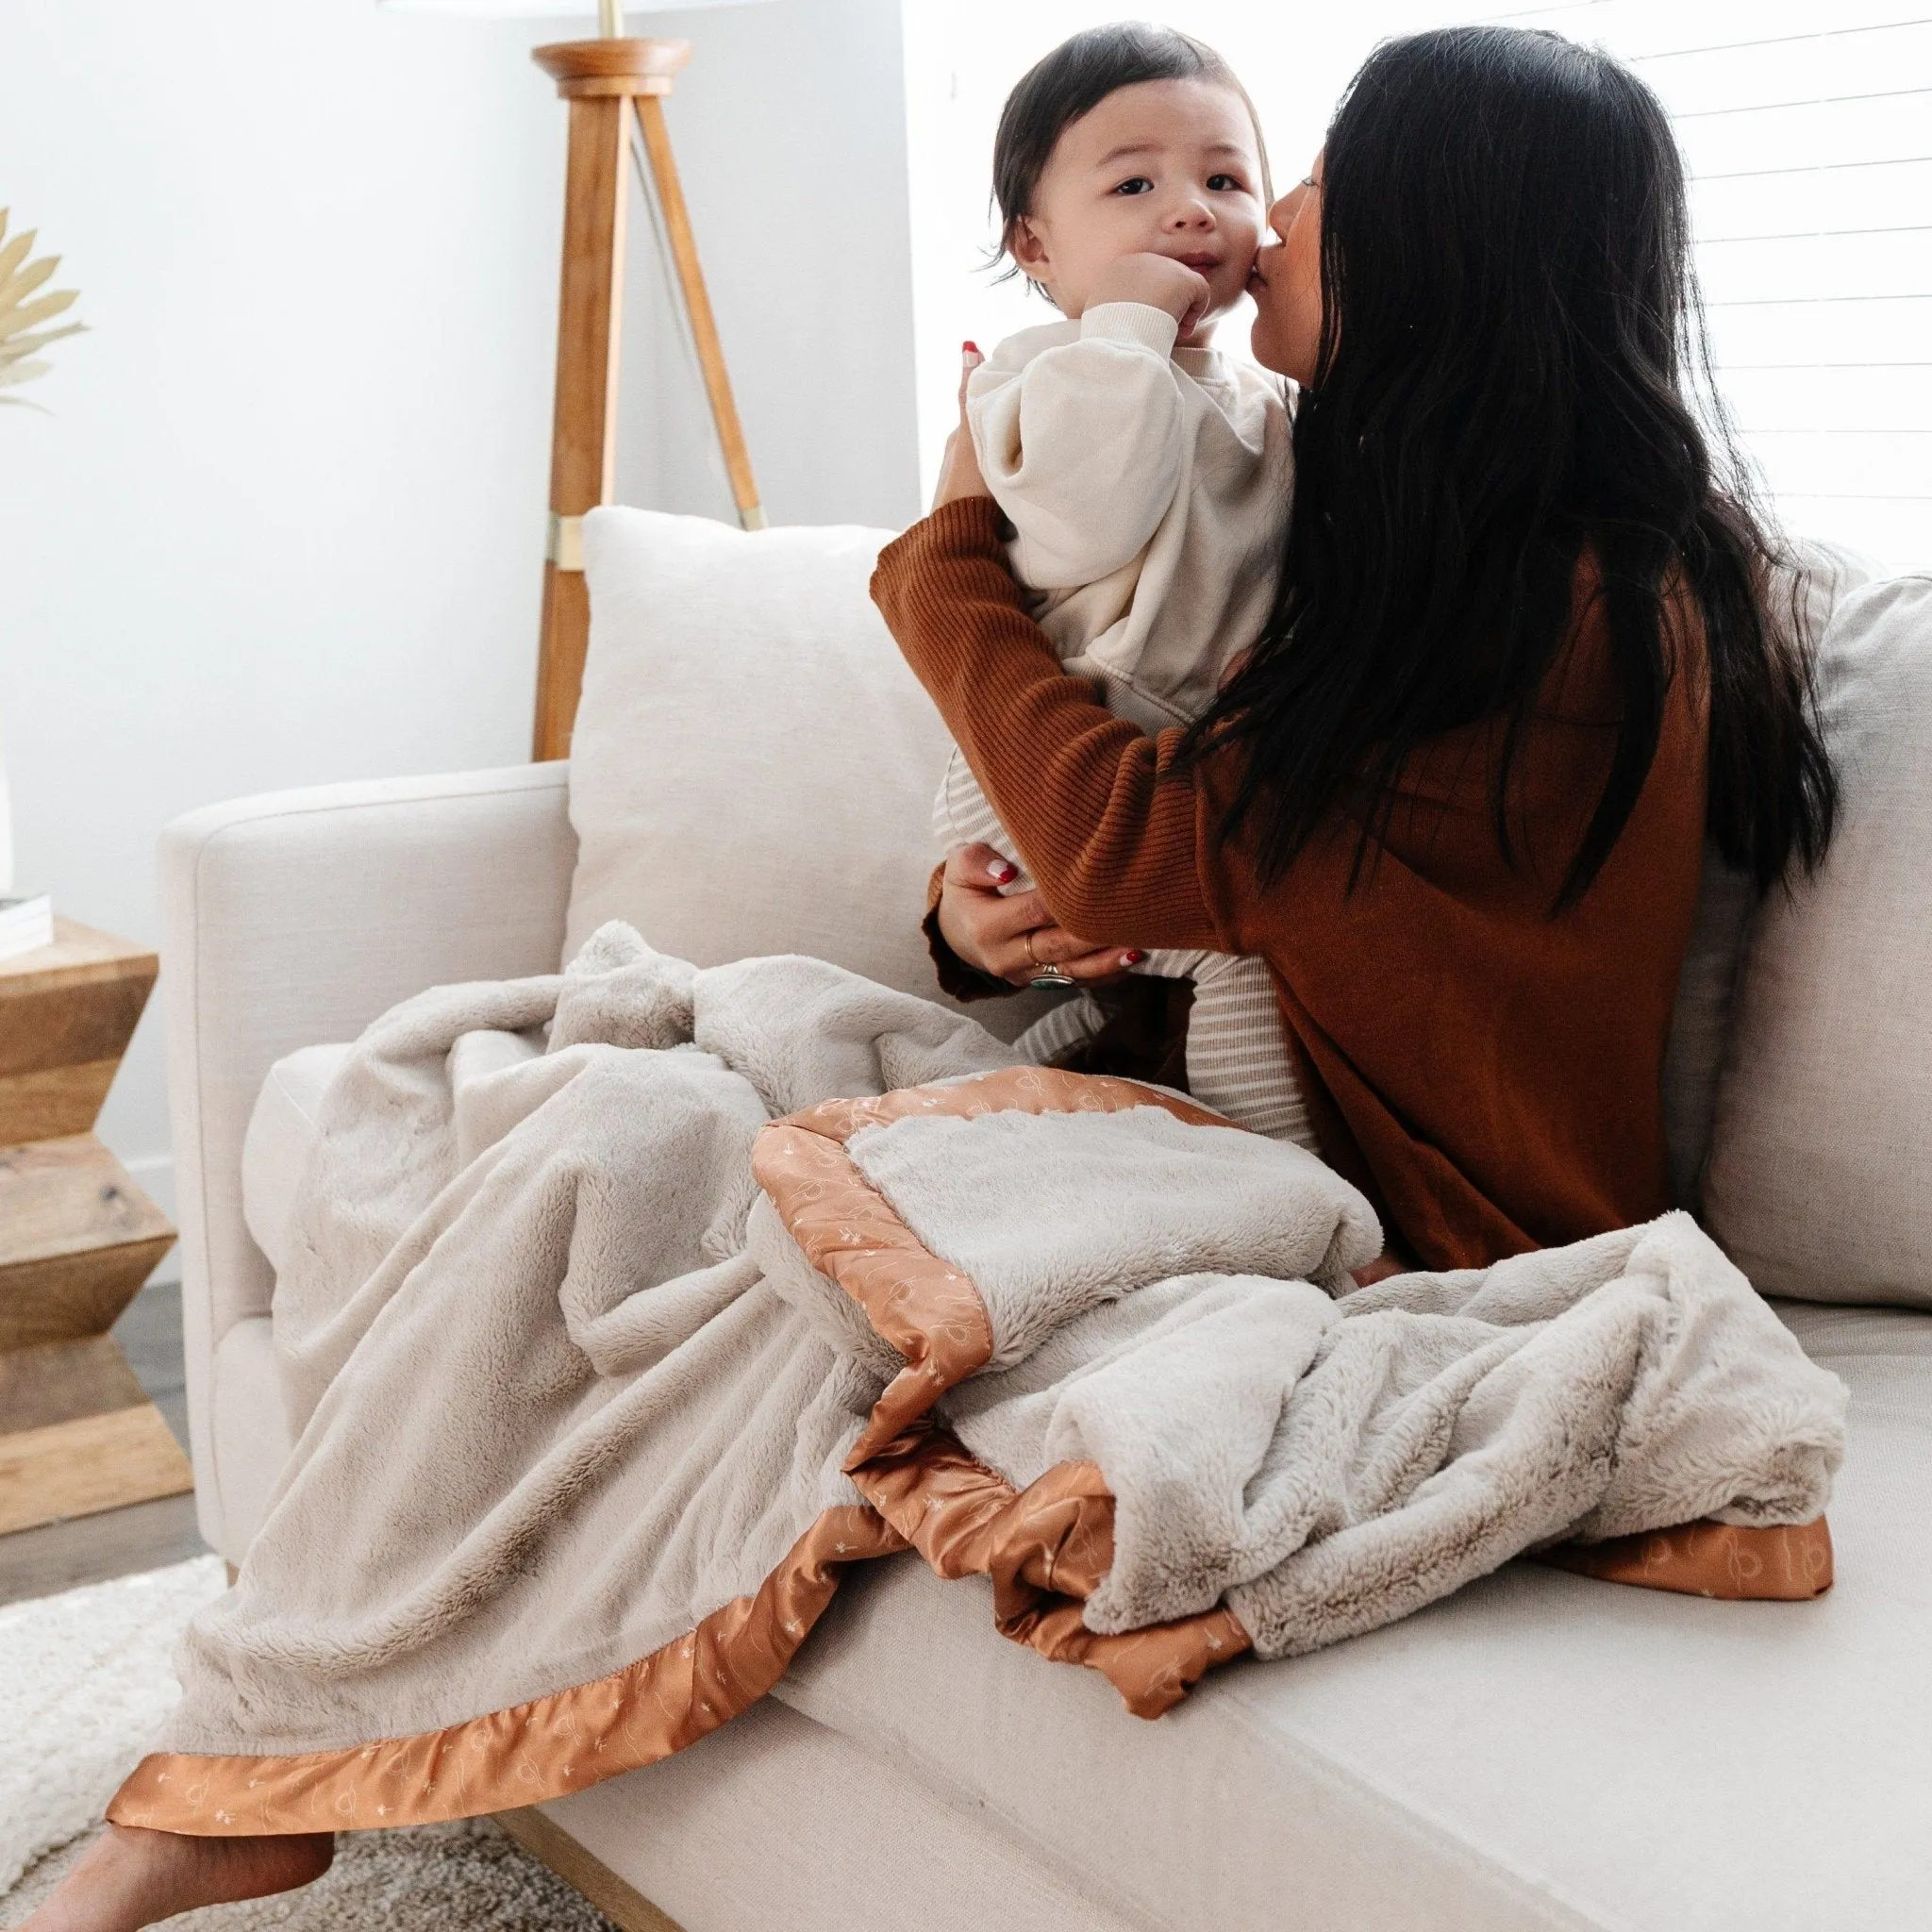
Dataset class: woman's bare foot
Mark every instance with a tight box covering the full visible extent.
[20,1824,332,1932]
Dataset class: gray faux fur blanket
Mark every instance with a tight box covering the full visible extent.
[109,926,1845,1838]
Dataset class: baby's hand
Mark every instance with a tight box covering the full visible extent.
[1087,253,1214,339]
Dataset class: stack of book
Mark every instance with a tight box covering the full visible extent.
[0,891,53,961]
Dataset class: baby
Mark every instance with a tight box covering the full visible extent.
[934,24,1311,1145]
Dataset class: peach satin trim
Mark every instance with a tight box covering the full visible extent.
[107,1505,904,1838]
[855,1420,1249,1719]
[754,1066,1226,1464]
[1539,1516,1833,1600]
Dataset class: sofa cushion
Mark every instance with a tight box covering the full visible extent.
[541,1698,1139,1932]
[774,1300,1932,1932]
[1658,538,1877,1210]
[1705,572,1932,1305]
[568,508,961,1006]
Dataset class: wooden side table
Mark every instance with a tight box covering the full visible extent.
[0,919,192,1537]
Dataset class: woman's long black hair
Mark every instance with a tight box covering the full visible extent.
[1190,25,1835,905]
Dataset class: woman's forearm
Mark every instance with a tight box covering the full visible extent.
[874,500,1226,954]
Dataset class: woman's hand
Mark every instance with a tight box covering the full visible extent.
[937,844,1140,988]
[932,343,993,509]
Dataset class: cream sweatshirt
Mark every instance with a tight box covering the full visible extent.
[964,300,1293,732]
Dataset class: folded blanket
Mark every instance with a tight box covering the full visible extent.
[111,926,1844,1837]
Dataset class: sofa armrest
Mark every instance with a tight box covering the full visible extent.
[159,762,575,1552]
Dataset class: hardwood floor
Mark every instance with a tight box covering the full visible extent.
[0,1279,211,1607]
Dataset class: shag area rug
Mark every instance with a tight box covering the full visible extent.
[0,1558,615,1929]
[2,1557,228,1893]
[3,1821,616,1930]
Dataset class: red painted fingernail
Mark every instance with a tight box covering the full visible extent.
[1124,950,1145,965]
[988,858,1018,883]
[962,340,982,356]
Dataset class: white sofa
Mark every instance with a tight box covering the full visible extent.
[158,519,1932,1932]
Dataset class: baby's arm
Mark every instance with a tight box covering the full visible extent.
[968,301,1193,591]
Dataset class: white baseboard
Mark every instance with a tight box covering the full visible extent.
[122,1153,182,1289]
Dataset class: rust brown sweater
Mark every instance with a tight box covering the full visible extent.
[874,498,1708,1271]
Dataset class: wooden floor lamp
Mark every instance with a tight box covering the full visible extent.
[532,0,766,759]
[386,0,764,760]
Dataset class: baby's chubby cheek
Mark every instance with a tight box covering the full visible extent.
[1211,242,1261,313]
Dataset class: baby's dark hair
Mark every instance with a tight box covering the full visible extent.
[991,23,1270,284]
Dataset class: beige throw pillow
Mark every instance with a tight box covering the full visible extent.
[568,508,950,992]
[1660,539,1877,1209]
[1704,570,1932,1305]
[569,508,1051,1042]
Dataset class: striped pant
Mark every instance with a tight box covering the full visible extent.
[936,749,1315,1148]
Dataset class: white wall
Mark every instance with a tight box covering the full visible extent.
[0,0,923,1270]
[0,1,567,1247]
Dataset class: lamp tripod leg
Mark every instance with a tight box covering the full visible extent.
[630,92,765,531]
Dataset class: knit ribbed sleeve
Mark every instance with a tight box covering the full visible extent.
[873,499,1229,955]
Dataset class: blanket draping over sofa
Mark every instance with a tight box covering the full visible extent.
[110,927,1844,1837]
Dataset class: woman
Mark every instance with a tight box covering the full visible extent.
[25,25,1832,1932]
[887,25,1832,1273]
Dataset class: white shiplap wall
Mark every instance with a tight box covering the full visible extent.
[1494,0,1932,564]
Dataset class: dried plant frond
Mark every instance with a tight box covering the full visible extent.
[0,208,86,408]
